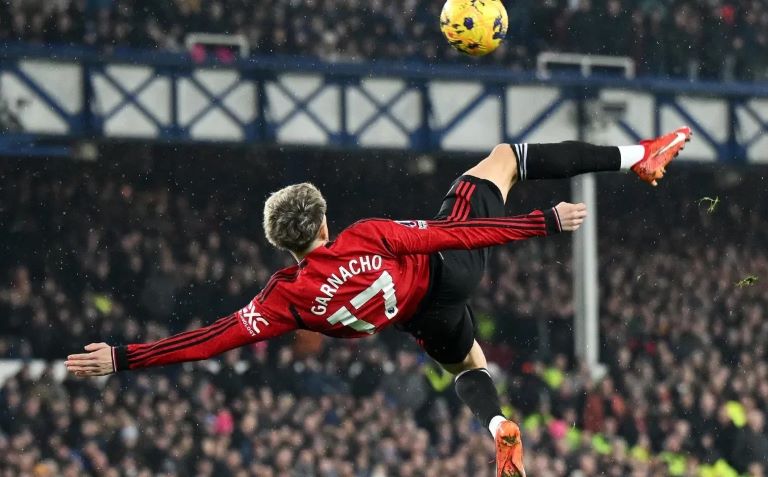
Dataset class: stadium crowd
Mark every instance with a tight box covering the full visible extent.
[1,152,768,475]
[1,0,768,81]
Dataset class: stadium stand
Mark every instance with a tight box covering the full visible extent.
[0,0,767,80]
[3,0,768,473]
[1,151,767,476]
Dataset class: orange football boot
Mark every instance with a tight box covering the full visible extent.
[632,126,693,186]
[495,420,526,477]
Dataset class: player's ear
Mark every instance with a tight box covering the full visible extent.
[317,216,329,241]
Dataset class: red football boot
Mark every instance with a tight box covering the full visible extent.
[632,126,693,186]
[496,420,526,477]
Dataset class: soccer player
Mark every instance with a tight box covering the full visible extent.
[66,127,692,477]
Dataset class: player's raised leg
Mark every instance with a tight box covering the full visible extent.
[466,126,693,199]
[444,341,526,477]
[511,126,692,186]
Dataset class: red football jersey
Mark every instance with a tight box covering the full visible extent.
[114,210,560,371]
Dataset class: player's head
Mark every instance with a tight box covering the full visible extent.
[263,182,328,256]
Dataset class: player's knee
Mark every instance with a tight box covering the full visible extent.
[459,356,486,372]
[464,144,518,201]
[488,143,519,181]
[442,341,487,374]
[464,341,488,368]
[472,144,518,183]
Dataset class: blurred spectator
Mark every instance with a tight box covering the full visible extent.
[733,409,768,471]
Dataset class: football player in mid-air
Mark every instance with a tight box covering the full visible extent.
[66,127,692,477]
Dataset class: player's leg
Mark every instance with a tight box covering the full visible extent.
[448,341,526,477]
[465,126,693,199]
[403,301,526,477]
[441,340,503,437]
[410,308,504,438]
[440,338,486,374]
[417,310,526,477]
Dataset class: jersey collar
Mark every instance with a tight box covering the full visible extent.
[298,241,335,268]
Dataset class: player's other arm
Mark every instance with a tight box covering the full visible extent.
[65,304,293,376]
[365,202,586,256]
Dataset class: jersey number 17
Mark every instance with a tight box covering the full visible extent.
[326,271,398,334]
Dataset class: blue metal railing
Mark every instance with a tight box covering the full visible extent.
[1,44,768,161]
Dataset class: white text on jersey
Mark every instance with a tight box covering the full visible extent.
[239,302,269,336]
[310,255,383,316]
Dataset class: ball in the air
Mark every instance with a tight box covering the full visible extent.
[440,0,508,56]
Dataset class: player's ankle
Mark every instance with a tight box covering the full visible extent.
[489,415,506,439]
[618,145,646,170]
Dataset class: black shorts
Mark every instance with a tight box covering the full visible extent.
[398,175,506,364]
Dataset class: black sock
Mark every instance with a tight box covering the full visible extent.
[513,141,621,180]
[454,368,502,428]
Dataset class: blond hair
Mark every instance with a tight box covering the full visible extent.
[263,183,327,253]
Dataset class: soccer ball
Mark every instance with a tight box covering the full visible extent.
[440,0,508,56]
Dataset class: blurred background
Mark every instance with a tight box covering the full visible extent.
[1,1,768,476]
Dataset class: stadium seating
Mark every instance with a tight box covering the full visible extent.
[1,152,767,475]
[0,0,765,81]
[3,0,768,473]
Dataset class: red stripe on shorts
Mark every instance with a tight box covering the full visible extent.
[457,183,477,221]
[448,181,469,221]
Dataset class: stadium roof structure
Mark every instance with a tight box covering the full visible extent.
[1,44,767,163]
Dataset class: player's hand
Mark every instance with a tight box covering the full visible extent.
[554,202,587,231]
[65,342,115,377]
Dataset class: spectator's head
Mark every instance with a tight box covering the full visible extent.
[263,183,328,256]
[578,453,597,474]
[747,409,765,433]
[748,462,766,477]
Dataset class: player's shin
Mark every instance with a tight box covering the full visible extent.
[454,368,505,437]
[512,141,643,180]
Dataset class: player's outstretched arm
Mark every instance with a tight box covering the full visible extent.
[359,202,586,256]
[65,305,294,376]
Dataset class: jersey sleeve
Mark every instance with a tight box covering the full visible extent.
[354,208,561,256]
[112,299,295,371]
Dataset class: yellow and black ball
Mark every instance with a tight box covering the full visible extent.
[440,0,508,56]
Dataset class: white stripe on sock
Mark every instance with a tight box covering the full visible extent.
[489,415,506,439]
[513,144,522,177]
[522,143,528,180]
[618,145,645,170]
